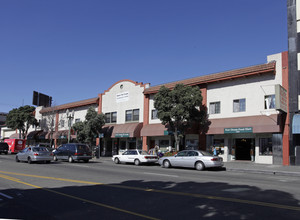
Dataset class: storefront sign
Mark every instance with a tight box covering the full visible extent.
[275,84,287,113]
[164,130,173,135]
[116,92,129,103]
[224,127,253,134]
[115,133,130,138]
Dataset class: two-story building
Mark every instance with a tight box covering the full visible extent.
[142,52,289,165]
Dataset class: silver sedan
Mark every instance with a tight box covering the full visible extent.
[15,146,53,164]
[158,150,224,171]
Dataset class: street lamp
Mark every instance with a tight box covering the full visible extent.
[66,109,75,143]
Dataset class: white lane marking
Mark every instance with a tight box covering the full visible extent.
[143,172,178,178]
[0,192,13,199]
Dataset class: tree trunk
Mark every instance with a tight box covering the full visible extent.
[174,127,180,151]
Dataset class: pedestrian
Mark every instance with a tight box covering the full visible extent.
[213,147,218,156]
[154,144,159,155]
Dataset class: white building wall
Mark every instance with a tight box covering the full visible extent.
[57,105,97,130]
[207,53,282,119]
[102,81,145,124]
[149,94,161,124]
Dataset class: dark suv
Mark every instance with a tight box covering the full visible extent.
[0,142,9,154]
[53,143,92,163]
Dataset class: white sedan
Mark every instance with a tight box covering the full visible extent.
[112,149,158,166]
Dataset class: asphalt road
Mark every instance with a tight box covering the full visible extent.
[0,154,300,220]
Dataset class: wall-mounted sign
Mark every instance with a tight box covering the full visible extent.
[275,84,287,113]
[224,127,253,134]
[116,92,129,103]
[115,133,130,138]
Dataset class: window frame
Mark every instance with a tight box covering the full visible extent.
[233,98,246,112]
[209,101,221,114]
[125,109,139,122]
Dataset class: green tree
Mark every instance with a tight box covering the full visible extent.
[6,105,38,139]
[154,84,206,151]
[72,107,105,146]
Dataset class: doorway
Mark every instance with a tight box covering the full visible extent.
[235,138,253,160]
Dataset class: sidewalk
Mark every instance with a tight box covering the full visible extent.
[94,157,300,177]
[224,161,300,177]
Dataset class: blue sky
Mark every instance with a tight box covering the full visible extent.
[0,0,287,113]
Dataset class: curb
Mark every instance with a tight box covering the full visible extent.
[226,168,300,177]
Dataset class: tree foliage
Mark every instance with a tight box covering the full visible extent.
[72,107,105,145]
[154,84,206,150]
[6,105,38,139]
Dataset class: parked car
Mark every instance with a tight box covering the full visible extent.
[112,149,158,166]
[158,150,224,171]
[0,142,9,154]
[15,146,53,164]
[53,143,92,163]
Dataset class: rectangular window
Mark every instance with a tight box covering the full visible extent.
[126,109,139,122]
[233,98,246,112]
[209,102,220,114]
[259,138,272,155]
[264,95,275,109]
[105,112,117,123]
[151,109,158,119]
[75,118,80,123]
[60,120,65,128]
[111,112,117,123]
[105,113,111,123]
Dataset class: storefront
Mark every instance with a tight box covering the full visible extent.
[207,114,283,164]
[100,123,143,156]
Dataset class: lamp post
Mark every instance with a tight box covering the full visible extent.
[66,109,75,143]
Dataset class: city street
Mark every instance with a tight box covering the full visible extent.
[0,154,300,220]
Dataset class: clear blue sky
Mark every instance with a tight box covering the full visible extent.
[0,0,287,113]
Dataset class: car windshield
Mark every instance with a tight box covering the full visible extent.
[33,147,49,152]
[200,151,213,156]
[138,150,150,155]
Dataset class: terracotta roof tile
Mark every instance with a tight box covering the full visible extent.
[144,62,276,94]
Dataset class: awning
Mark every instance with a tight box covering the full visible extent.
[207,114,281,134]
[37,131,49,140]
[141,123,169,136]
[292,114,300,134]
[111,123,143,138]
[27,130,42,140]
[53,130,69,139]
[99,125,114,138]
[9,133,21,139]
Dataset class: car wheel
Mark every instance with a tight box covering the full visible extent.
[28,157,32,164]
[15,156,20,162]
[134,159,140,166]
[68,156,74,163]
[5,152,8,155]
[46,161,51,164]
[195,161,205,171]
[114,157,120,164]
[83,159,89,163]
[163,160,171,168]
[53,155,58,161]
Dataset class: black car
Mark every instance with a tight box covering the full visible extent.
[53,143,92,163]
[0,142,9,154]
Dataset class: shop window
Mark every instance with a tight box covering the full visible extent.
[259,138,273,155]
[126,109,139,122]
[209,102,220,114]
[152,109,158,119]
[159,140,170,153]
[264,95,275,109]
[186,139,199,150]
[233,98,246,112]
[213,139,224,155]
